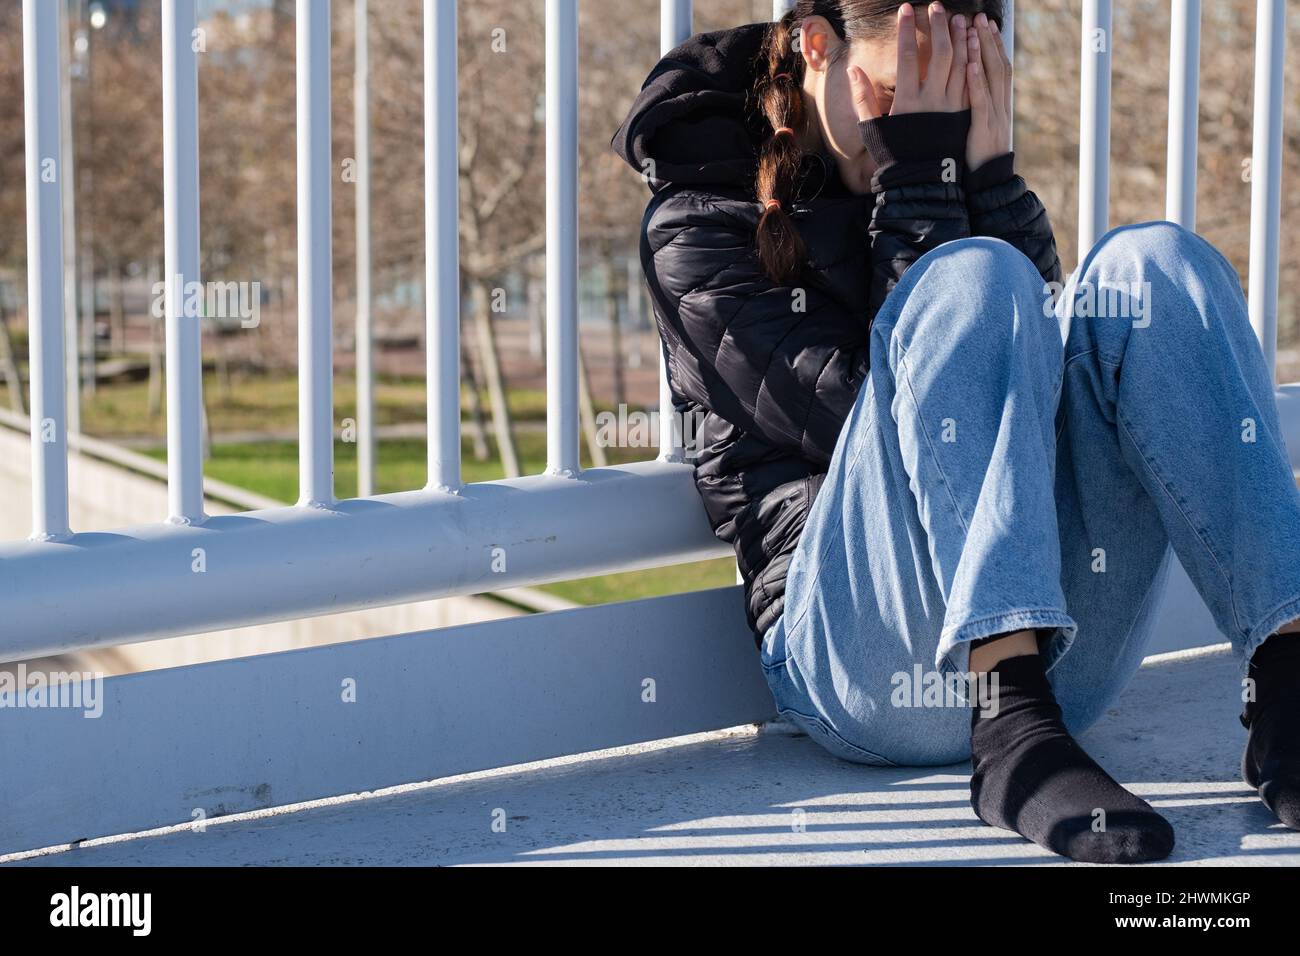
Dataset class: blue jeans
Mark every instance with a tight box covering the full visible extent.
[760,221,1300,767]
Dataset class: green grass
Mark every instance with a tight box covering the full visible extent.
[539,559,737,604]
[168,432,645,499]
[83,369,550,441]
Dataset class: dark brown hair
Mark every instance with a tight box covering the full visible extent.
[752,0,1002,284]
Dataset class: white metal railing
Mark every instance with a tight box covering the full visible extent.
[547,0,581,476]
[162,0,205,524]
[660,0,693,462]
[2,0,1290,662]
[1248,0,1287,374]
[297,0,334,509]
[425,0,462,492]
[2,0,725,661]
[1077,0,1112,254]
[21,0,70,541]
[1165,0,1200,229]
[354,0,375,497]
[1077,0,1287,376]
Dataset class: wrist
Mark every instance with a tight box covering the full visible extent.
[859,109,971,172]
[966,151,1015,193]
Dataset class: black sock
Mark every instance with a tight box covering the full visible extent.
[969,654,1175,863]
[1241,633,1300,829]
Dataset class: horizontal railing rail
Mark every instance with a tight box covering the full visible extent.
[0,459,725,660]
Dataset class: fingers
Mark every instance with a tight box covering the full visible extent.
[966,26,990,117]
[965,23,1012,170]
[989,17,1011,71]
[990,18,1013,114]
[946,13,969,109]
[848,64,881,123]
[925,2,953,98]
[974,12,1005,102]
[895,4,920,103]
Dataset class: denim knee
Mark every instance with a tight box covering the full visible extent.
[885,236,1056,362]
[910,236,1046,306]
[1090,219,1192,256]
[1068,220,1249,359]
[1077,220,1239,294]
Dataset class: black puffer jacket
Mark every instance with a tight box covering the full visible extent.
[612,23,1061,644]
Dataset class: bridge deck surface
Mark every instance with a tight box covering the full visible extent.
[6,646,1297,867]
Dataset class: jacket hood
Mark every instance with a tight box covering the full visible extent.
[611,23,771,191]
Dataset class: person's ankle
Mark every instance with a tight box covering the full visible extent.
[1239,629,1300,830]
[1251,630,1300,667]
[969,630,1040,674]
[1243,631,1300,727]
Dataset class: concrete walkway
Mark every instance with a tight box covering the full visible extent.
[7,645,1298,866]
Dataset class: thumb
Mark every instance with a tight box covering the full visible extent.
[848,65,881,123]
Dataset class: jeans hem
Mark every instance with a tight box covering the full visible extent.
[935,608,1078,689]
[1242,593,1300,677]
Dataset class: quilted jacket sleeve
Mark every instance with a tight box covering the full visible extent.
[858,110,975,315]
[641,190,870,466]
[965,152,1063,287]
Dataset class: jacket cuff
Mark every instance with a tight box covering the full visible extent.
[966,152,1016,194]
[859,110,971,170]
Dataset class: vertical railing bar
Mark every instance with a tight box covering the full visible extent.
[657,0,691,464]
[354,0,375,497]
[58,9,80,437]
[21,0,71,540]
[660,0,692,54]
[1165,0,1201,229]
[1077,0,1112,258]
[296,0,335,507]
[1247,0,1286,375]
[546,0,580,476]
[425,0,462,492]
[1003,0,1014,150]
[162,0,206,524]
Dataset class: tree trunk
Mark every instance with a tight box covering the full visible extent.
[147,259,164,418]
[578,345,607,468]
[201,398,212,461]
[459,320,490,462]
[470,278,520,477]
[215,337,233,399]
[0,300,26,415]
[79,189,96,398]
[109,258,126,356]
[625,255,644,370]
[527,267,543,359]
[603,253,625,408]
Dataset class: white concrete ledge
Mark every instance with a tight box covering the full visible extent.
[0,587,772,856]
[7,646,1294,867]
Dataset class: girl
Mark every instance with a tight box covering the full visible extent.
[613,0,1300,863]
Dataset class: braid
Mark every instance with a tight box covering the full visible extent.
[753,11,809,285]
